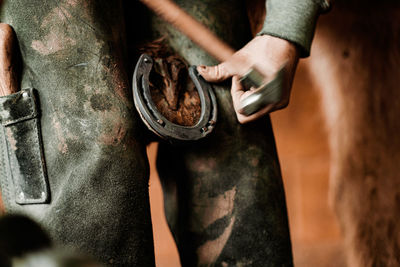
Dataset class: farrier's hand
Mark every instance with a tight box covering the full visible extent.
[197,35,299,124]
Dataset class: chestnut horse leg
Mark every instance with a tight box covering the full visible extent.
[306,3,400,267]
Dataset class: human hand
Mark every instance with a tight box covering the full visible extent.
[197,35,299,124]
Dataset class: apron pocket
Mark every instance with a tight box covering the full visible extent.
[0,88,49,204]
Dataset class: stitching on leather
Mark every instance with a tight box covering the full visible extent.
[5,125,17,204]
[0,126,12,211]
[2,114,38,126]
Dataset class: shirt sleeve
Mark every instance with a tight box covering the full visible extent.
[258,0,331,57]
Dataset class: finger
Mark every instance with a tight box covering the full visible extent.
[231,75,276,124]
[0,23,18,96]
[231,75,245,105]
[231,75,262,115]
[197,62,232,82]
[236,103,275,124]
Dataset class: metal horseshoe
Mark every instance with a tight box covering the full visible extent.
[132,54,218,142]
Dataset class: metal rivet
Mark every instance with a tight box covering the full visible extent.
[144,58,150,63]
[22,92,29,98]
[157,119,165,126]
[18,192,25,200]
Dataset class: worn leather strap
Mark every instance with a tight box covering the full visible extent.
[0,89,49,205]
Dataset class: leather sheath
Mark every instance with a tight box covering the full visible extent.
[0,88,49,204]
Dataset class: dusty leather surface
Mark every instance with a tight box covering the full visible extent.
[0,1,155,266]
[0,0,292,266]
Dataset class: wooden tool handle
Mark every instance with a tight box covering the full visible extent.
[140,0,235,62]
[0,23,18,97]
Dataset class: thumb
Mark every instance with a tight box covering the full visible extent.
[197,62,232,82]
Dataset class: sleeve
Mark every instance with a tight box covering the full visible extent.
[257,0,331,57]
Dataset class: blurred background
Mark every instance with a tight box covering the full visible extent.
[148,60,346,267]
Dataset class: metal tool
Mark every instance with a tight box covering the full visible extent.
[139,0,285,116]
[133,54,217,142]
[239,65,285,116]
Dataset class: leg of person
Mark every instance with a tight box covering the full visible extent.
[0,1,155,266]
[149,0,293,266]
[306,2,400,266]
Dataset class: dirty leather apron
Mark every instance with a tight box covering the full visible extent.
[0,0,292,266]
[148,1,293,266]
[0,1,155,266]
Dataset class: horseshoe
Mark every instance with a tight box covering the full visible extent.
[132,54,218,142]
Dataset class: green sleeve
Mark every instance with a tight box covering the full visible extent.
[258,0,330,57]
